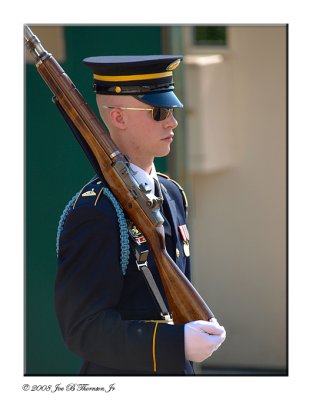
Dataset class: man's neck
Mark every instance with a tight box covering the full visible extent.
[128,155,154,174]
[109,132,154,173]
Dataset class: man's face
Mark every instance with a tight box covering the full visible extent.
[124,97,178,158]
[98,95,178,160]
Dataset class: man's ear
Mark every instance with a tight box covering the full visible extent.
[96,94,127,131]
[109,109,127,130]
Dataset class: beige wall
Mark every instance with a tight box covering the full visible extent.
[184,26,287,371]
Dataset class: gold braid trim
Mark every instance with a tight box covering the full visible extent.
[152,322,159,373]
[157,172,189,210]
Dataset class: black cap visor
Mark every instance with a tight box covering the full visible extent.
[136,89,183,108]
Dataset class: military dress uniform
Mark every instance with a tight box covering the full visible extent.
[55,172,193,375]
[54,55,194,375]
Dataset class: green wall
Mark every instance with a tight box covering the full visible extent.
[25,25,165,375]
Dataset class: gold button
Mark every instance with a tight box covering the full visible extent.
[176,248,180,258]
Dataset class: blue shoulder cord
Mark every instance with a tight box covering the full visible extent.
[56,187,130,275]
[102,188,130,275]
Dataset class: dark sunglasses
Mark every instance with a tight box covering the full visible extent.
[102,106,174,122]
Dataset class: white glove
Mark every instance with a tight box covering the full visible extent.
[184,318,226,362]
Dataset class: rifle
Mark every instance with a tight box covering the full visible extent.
[24,25,214,324]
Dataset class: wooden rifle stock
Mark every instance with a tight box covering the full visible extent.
[25,25,214,324]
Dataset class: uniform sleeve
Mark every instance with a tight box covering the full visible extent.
[55,202,186,373]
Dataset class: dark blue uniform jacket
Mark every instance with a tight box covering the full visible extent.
[55,174,193,375]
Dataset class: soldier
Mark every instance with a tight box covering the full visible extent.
[55,55,226,375]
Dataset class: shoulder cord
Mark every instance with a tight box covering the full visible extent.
[56,187,130,276]
[56,191,80,257]
[102,188,130,275]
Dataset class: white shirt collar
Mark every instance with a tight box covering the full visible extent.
[129,163,158,195]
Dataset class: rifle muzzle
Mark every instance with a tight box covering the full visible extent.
[24,25,50,63]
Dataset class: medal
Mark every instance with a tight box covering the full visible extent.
[128,222,147,245]
[178,224,189,242]
[183,242,190,257]
[178,225,190,257]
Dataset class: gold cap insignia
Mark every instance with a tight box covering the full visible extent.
[166,59,181,71]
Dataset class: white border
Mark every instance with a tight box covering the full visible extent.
[3,1,312,399]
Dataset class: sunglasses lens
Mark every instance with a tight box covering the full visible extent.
[152,107,173,121]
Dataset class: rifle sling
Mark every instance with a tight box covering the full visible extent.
[132,242,171,321]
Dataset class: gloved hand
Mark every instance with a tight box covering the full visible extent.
[184,318,226,362]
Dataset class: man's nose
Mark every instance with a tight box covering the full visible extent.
[163,112,178,129]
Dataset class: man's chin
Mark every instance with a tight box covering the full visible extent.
[155,146,171,158]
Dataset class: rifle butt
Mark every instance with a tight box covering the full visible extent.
[152,246,214,324]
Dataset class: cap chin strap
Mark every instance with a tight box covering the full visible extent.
[94,83,173,96]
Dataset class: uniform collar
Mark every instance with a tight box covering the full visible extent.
[130,163,158,195]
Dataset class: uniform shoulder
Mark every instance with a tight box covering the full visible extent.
[72,176,106,209]
[56,177,130,272]
[56,177,108,254]
[157,172,188,210]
